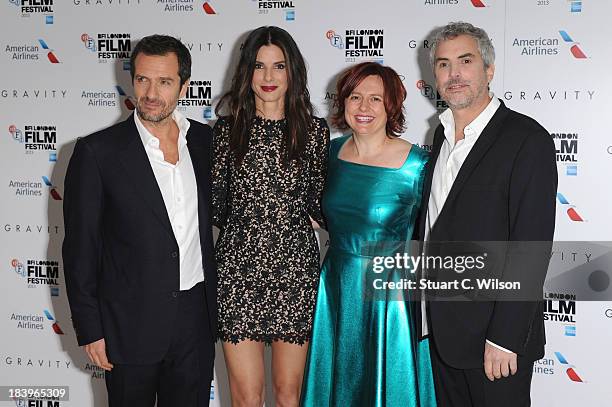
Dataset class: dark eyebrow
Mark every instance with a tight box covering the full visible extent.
[254,60,286,65]
[458,53,475,59]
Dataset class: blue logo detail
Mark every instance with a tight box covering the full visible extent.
[570,1,582,13]
[203,107,213,119]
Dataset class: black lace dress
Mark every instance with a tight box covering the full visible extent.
[212,115,329,344]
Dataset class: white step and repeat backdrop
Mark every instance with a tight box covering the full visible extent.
[1,1,611,406]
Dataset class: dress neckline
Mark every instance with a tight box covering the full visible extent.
[335,135,416,171]
[253,115,287,126]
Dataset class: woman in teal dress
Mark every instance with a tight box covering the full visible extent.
[301,62,436,406]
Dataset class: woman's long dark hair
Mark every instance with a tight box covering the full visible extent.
[216,26,313,165]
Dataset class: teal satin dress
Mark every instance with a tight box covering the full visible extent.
[301,135,437,407]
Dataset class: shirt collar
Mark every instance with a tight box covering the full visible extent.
[134,109,191,148]
[439,93,501,145]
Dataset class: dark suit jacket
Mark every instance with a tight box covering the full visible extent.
[62,114,217,364]
[416,100,557,369]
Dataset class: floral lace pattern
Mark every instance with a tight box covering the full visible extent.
[212,115,330,344]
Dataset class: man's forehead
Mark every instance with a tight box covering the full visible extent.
[435,35,480,57]
[134,54,180,76]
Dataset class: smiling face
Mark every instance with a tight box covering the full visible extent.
[133,52,188,124]
[433,34,494,112]
[251,44,288,109]
[344,75,388,138]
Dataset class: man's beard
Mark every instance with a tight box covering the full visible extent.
[441,78,487,110]
[136,97,174,123]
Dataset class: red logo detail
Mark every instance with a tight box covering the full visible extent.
[471,0,486,7]
[50,188,63,201]
[566,208,584,222]
[124,98,135,110]
[52,323,65,335]
[47,52,60,64]
[570,45,587,59]
[203,2,216,14]
[566,367,584,382]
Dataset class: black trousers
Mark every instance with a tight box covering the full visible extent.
[105,282,214,407]
[429,336,534,407]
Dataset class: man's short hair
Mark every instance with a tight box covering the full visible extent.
[429,22,495,69]
[130,34,191,86]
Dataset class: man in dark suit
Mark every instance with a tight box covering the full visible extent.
[62,35,216,406]
[417,22,557,406]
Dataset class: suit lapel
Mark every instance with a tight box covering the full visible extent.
[117,115,175,238]
[433,101,511,229]
[418,125,445,239]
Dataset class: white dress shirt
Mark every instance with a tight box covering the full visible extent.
[423,95,512,353]
[134,110,204,291]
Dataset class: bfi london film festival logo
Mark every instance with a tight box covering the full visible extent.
[6,176,62,200]
[5,38,60,63]
[12,399,65,406]
[251,0,296,21]
[534,352,585,382]
[9,309,64,334]
[177,80,213,119]
[544,291,577,337]
[9,124,57,161]
[8,0,54,24]
[416,80,448,114]
[552,132,579,176]
[81,33,131,70]
[9,258,61,291]
[326,28,384,64]
[511,30,587,58]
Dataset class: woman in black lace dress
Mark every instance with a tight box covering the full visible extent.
[212,26,329,406]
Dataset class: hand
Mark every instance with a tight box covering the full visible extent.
[483,342,517,381]
[309,216,321,230]
[84,338,114,371]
